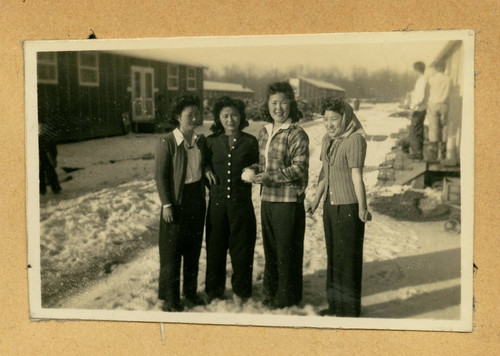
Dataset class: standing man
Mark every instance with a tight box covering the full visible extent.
[408,61,428,160]
[39,121,61,195]
[427,62,451,162]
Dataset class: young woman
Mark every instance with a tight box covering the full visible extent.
[155,95,212,312]
[249,81,309,309]
[307,97,370,317]
[204,96,259,303]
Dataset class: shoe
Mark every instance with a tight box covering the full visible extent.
[262,297,275,308]
[207,293,227,303]
[185,294,206,306]
[319,308,336,316]
[162,303,184,312]
[264,299,292,310]
[233,294,249,306]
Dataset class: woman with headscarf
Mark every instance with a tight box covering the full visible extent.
[307,96,371,317]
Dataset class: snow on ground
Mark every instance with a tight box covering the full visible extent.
[41,103,461,320]
[40,180,160,303]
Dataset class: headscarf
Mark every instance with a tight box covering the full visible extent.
[324,99,366,164]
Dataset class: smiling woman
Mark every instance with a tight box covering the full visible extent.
[249,81,310,309]
[307,96,369,317]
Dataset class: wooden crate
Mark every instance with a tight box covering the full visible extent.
[377,167,395,181]
[442,177,461,204]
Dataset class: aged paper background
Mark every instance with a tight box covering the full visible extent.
[1,0,498,354]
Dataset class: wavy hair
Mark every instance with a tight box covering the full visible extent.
[170,95,201,126]
[261,81,303,123]
[210,96,249,134]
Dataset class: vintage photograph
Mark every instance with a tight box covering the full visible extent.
[25,30,474,331]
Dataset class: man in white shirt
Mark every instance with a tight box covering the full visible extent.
[408,61,428,160]
[427,62,451,161]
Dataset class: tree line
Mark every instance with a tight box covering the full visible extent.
[205,64,417,102]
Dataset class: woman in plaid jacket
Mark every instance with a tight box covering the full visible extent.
[248,81,309,309]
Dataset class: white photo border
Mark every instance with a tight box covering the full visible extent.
[25,30,474,332]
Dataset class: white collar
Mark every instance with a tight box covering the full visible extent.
[264,118,292,136]
[173,128,197,146]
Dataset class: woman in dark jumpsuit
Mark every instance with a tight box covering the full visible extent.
[204,96,259,302]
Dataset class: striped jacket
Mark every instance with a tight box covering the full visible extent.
[320,133,366,205]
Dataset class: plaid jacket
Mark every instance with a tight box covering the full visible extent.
[257,122,309,202]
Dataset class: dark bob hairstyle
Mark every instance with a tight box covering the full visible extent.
[170,95,201,126]
[261,81,303,123]
[210,96,249,134]
[413,61,426,74]
[321,96,346,116]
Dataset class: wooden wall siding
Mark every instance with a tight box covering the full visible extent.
[297,80,345,112]
[37,52,204,142]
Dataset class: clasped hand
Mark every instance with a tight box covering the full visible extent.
[254,172,272,186]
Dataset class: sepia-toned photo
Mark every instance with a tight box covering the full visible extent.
[25,30,474,331]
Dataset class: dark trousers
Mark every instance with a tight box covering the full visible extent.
[158,181,205,306]
[409,110,426,158]
[323,202,365,317]
[261,201,305,307]
[205,198,256,299]
[39,151,61,194]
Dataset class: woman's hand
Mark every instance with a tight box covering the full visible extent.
[205,170,218,186]
[241,168,256,183]
[254,172,272,186]
[162,206,174,223]
[358,209,372,222]
[306,199,320,214]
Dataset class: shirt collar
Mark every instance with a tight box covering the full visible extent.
[173,128,198,146]
[264,118,292,136]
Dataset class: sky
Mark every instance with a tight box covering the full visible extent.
[113,39,450,77]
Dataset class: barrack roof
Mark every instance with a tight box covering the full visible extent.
[204,81,254,93]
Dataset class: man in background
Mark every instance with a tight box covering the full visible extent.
[426,62,451,162]
[39,121,61,195]
[408,61,428,160]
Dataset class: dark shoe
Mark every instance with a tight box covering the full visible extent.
[319,308,336,316]
[207,293,227,303]
[162,303,184,312]
[233,294,249,305]
[262,297,275,308]
[185,294,206,306]
[265,299,291,310]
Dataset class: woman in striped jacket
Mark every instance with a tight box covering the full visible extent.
[307,97,371,318]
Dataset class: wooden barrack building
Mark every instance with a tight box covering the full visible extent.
[37,51,205,142]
